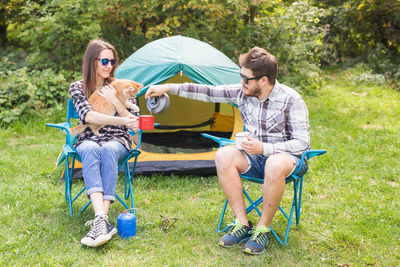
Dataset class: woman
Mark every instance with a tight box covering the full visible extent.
[69,39,139,247]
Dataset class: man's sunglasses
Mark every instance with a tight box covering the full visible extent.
[97,58,116,66]
[240,73,264,84]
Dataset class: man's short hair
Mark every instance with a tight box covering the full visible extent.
[239,47,278,85]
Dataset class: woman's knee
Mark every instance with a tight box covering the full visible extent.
[101,141,128,162]
[77,141,101,158]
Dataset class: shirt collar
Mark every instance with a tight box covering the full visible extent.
[257,80,280,102]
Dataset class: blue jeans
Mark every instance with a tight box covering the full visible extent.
[76,140,128,202]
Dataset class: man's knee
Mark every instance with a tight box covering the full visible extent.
[265,153,294,178]
[215,146,248,173]
[215,146,235,168]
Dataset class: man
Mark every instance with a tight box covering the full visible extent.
[145,46,310,254]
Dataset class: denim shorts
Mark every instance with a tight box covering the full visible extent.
[241,153,308,179]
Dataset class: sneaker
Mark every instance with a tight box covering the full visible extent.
[219,219,253,248]
[242,225,270,255]
[80,214,117,247]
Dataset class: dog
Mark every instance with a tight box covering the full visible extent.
[69,79,142,136]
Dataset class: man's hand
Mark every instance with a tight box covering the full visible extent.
[145,84,170,99]
[241,134,263,155]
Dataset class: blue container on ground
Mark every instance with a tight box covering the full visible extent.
[118,210,136,238]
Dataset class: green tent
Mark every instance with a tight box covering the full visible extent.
[115,35,243,174]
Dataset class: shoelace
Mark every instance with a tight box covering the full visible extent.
[249,226,269,243]
[84,215,108,238]
[227,219,247,238]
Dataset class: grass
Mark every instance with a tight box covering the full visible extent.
[0,67,399,266]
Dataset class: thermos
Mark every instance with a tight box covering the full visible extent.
[146,93,170,114]
[117,209,136,238]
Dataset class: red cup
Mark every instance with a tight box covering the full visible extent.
[139,115,154,130]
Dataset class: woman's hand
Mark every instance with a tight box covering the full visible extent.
[97,85,119,106]
[123,114,139,132]
[145,84,170,99]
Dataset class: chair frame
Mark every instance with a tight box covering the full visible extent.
[201,133,326,245]
[46,99,142,216]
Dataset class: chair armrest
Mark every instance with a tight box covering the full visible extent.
[128,129,142,150]
[201,133,235,147]
[46,122,76,147]
[46,122,72,132]
[292,149,327,176]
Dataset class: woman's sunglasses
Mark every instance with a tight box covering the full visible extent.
[97,58,116,66]
[240,73,264,84]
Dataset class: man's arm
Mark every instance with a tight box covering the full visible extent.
[146,83,240,105]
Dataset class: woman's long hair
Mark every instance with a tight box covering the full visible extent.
[82,39,119,98]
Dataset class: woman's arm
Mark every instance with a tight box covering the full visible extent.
[85,111,139,130]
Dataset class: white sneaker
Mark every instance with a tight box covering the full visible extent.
[81,214,117,247]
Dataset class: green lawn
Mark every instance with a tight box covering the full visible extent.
[0,68,399,266]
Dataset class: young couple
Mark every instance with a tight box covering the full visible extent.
[72,39,309,255]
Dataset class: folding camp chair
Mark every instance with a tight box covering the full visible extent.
[201,133,326,245]
[46,99,141,216]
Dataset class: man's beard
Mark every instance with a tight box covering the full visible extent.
[243,84,262,97]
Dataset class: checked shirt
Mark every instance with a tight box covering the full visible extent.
[169,81,310,156]
[69,80,138,150]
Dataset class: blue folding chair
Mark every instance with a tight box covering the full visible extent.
[46,99,142,216]
[201,133,326,245]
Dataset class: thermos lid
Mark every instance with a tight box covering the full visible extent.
[146,93,170,114]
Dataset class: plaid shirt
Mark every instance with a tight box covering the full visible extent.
[69,80,138,150]
[169,81,310,156]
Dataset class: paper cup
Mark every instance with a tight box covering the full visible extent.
[139,115,155,130]
[234,131,249,150]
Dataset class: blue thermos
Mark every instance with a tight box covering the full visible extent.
[117,210,136,238]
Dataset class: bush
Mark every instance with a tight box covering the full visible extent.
[0,67,69,127]
[254,1,325,94]
[11,0,104,73]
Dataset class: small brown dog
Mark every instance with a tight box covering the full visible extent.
[69,79,142,136]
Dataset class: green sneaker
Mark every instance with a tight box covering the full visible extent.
[242,225,270,255]
[219,219,253,248]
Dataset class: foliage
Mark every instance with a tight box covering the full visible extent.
[0,66,68,127]
[9,0,105,72]
[1,0,399,124]
[315,0,400,83]
[255,1,325,93]
[102,0,325,93]
[101,0,229,60]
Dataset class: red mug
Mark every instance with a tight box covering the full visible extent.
[139,115,154,130]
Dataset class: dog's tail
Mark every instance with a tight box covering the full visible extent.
[68,123,87,135]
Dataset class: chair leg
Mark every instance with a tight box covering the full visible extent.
[123,162,135,210]
[65,156,73,216]
[296,177,304,225]
[243,188,262,216]
[126,154,139,210]
[282,180,301,245]
[216,199,228,232]
[78,200,92,215]
[216,182,301,245]
[115,193,130,210]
